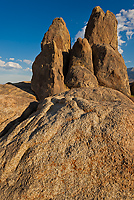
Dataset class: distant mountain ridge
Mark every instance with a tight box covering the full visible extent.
[127,67,134,83]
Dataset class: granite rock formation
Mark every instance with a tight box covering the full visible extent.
[92,44,131,96]
[0,6,133,200]
[69,38,94,72]
[41,17,70,53]
[0,87,134,199]
[85,6,118,50]
[31,7,130,99]
[41,17,71,77]
[65,37,98,88]
[31,18,71,100]
[65,65,98,88]
[31,41,68,101]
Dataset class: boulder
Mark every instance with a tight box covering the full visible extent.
[92,44,130,96]
[0,82,37,134]
[65,65,98,88]
[85,6,118,50]
[69,37,94,73]
[41,17,71,77]
[31,40,68,101]
[0,87,134,199]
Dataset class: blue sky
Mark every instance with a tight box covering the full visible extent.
[0,0,134,84]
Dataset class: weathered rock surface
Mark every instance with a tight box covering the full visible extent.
[41,17,71,77]
[85,6,118,50]
[92,44,130,96]
[69,38,94,73]
[0,82,37,134]
[65,65,98,88]
[0,87,134,200]
[65,38,98,89]
[41,17,70,53]
[31,40,68,101]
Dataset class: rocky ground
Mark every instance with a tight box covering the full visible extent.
[0,87,134,200]
[0,82,37,134]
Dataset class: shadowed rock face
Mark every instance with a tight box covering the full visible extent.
[65,38,98,89]
[65,65,98,88]
[0,87,133,199]
[85,6,118,50]
[31,41,68,101]
[130,82,134,95]
[92,44,130,96]
[69,38,94,73]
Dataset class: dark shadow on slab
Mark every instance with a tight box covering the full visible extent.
[7,81,37,99]
[0,101,39,140]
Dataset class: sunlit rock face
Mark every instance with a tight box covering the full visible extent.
[0,87,134,199]
[85,6,118,50]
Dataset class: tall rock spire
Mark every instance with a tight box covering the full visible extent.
[85,6,118,50]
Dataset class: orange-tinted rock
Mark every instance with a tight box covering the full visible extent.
[92,44,130,96]
[0,82,37,134]
[85,6,118,50]
[0,87,134,199]
[31,41,67,101]
[41,17,71,77]
[41,17,70,52]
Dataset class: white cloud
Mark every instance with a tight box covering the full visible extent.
[0,59,5,67]
[9,58,14,61]
[73,22,87,44]
[125,60,131,63]
[23,67,32,72]
[118,46,124,54]
[16,59,22,62]
[23,59,32,65]
[74,25,87,42]
[4,62,22,70]
[0,59,22,70]
[116,8,134,54]
[0,56,2,58]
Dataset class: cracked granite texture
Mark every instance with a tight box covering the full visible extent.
[0,87,134,200]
